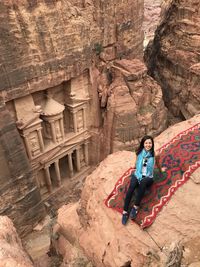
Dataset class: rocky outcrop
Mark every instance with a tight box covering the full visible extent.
[145,0,200,119]
[53,114,200,267]
[96,59,167,158]
[0,216,34,267]
[0,101,45,236]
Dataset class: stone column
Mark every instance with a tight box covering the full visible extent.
[37,128,45,152]
[50,121,57,143]
[54,160,61,187]
[60,118,65,140]
[44,166,52,193]
[23,135,32,159]
[84,142,89,166]
[72,112,78,133]
[68,153,74,178]
[83,107,87,129]
[35,173,40,189]
[76,147,81,172]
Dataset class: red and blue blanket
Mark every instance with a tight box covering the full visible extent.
[105,123,200,228]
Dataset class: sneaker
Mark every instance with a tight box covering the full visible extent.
[122,212,129,225]
[130,207,138,220]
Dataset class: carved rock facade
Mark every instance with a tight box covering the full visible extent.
[14,79,91,197]
[0,0,169,237]
[0,0,144,235]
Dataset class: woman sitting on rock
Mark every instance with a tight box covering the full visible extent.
[122,135,165,225]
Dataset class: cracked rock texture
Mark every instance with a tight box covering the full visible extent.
[143,0,162,47]
[0,0,144,101]
[0,216,34,267]
[53,115,200,267]
[0,0,169,237]
[0,101,45,236]
[96,59,167,159]
[145,0,200,119]
[0,0,144,235]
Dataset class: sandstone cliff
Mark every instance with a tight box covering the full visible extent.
[0,0,144,101]
[0,216,34,267]
[0,101,45,236]
[143,0,162,47]
[0,0,145,235]
[53,114,200,267]
[95,59,167,159]
[0,0,170,237]
[145,0,200,119]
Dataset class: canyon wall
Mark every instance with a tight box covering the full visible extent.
[145,0,200,119]
[0,100,45,236]
[0,0,169,236]
[143,0,162,47]
[0,0,146,235]
[0,0,144,101]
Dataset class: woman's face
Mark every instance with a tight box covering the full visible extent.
[144,139,153,151]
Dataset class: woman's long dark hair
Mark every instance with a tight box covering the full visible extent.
[136,135,155,156]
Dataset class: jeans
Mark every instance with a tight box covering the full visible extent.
[123,172,153,212]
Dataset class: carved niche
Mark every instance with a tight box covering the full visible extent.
[14,95,44,159]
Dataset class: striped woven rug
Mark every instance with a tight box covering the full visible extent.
[105,123,200,228]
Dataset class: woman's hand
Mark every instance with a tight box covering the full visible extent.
[161,167,167,172]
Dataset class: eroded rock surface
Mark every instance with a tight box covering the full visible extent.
[0,0,144,101]
[145,0,200,119]
[0,0,145,235]
[53,114,200,267]
[95,58,168,158]
[0,216,34,267]
[143,0,162,47]
[0,101,45,236]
